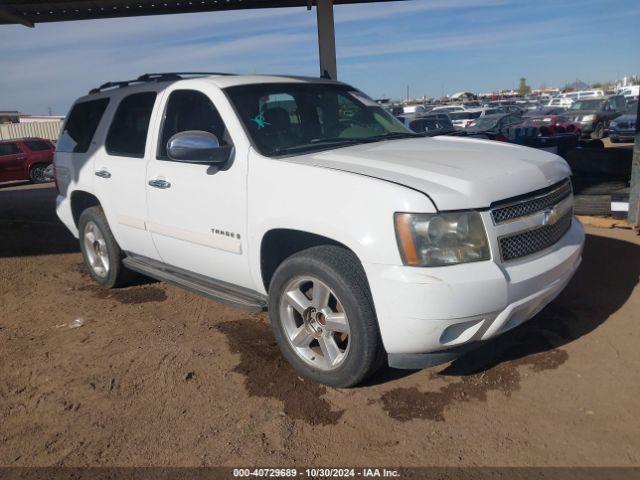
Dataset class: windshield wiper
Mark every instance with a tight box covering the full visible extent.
[270,132,426,156]
[360,131,427,142]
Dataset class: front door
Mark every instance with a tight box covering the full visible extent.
[92,90,161,260]
[145,85,252,289]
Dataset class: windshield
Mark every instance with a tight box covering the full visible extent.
[224,82,412,156]
[569,99,605,110]
[468,116,500,130]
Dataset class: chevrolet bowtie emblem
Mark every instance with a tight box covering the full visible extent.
[542,206,559,226]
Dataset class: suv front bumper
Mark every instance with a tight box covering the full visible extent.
[365,218,584,368]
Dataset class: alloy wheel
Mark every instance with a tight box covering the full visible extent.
[279,276,351,371]
[83,221,110,278]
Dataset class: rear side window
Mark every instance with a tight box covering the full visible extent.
[24,140,51,151]
[57,98,109,153]
[106,92,157,158]
[0,143,21,156]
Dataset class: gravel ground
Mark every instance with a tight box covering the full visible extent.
[1,182,639,467]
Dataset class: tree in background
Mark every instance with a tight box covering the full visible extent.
[517,78,531,95]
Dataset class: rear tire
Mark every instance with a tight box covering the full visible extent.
[78,206,136,288]
[574,195,611,216]
[29,163,49,183]
[591,122,605,140]
[571,176,628,195]
[268,245,384,387]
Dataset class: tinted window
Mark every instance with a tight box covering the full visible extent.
[158,90,229,159]
[106,92,157,158]
[24,140,51,151]
[0,143,20,156]
[57,98,109,153]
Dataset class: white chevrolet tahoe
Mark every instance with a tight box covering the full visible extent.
[55,73,585,387]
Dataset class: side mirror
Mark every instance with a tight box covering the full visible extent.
[166,130,232,164]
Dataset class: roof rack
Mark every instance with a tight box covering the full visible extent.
[88,72,235,94]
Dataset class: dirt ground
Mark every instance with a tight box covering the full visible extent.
[1,182,639,467]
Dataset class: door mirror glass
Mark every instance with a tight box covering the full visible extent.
[166,131,231,164]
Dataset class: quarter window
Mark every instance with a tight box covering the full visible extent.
[24,140,51,151]
[57,98,109,153]
[158,90,230,160]
[106,92,157,158]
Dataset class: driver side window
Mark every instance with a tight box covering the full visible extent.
[157,89,230,160]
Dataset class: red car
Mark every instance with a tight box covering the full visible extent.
[0,137,55,183]
[521,115,582,136]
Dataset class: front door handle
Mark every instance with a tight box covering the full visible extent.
[148,178,171,189]
[95,169,111,179]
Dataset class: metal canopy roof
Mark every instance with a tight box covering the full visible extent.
[0,0,398,27]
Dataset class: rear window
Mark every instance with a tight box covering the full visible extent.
[106,92,157,158]
[58,98,110,153]
[24,140,51,151]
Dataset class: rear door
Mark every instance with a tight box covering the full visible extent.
[0,142,26,181]
[93,90,161,260]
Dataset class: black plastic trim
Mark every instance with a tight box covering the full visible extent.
[123,253,267,312]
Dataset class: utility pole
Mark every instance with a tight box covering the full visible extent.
[406,85,409,102]
[628,99,640,230]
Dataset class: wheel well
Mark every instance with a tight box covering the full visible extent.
[260,229,351,292]
[70,191,100,227]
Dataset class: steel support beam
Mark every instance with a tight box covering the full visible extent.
[628,99,640,228]
[316,0,337,80]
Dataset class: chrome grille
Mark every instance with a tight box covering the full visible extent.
[491,179,572,224]
[499,210,573,262]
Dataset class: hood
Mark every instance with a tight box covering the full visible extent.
[615,113,636,122]
[285,136,571,211]
[565,109,602,116]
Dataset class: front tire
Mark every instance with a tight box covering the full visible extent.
[78,206,135,288]
[268,246,384,387]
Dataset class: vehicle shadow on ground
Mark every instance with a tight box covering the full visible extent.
[367,232,640,384]
[0,185,78,257]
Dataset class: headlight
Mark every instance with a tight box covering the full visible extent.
[582,114,596,122]
[610,121,618,128]
[394,211,490,267]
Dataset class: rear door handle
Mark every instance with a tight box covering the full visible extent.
[148,178,171,189]
[95,169,111,179]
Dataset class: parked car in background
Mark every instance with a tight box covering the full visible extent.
[616,85,639,100]
[399,113,456,136]
[465,113,523,139]
[449,109,482,128]
[402,105,427,115]
[0,137,55,183]
[548,97,574,108]
[449,107,507,129]
[609,100,638,143]
[521,115,582,136]
[564,95,626,139]
[523,107,566,117]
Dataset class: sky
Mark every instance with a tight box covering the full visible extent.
[1,0,639,115]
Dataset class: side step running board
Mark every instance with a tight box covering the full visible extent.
[123,254,268,312]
